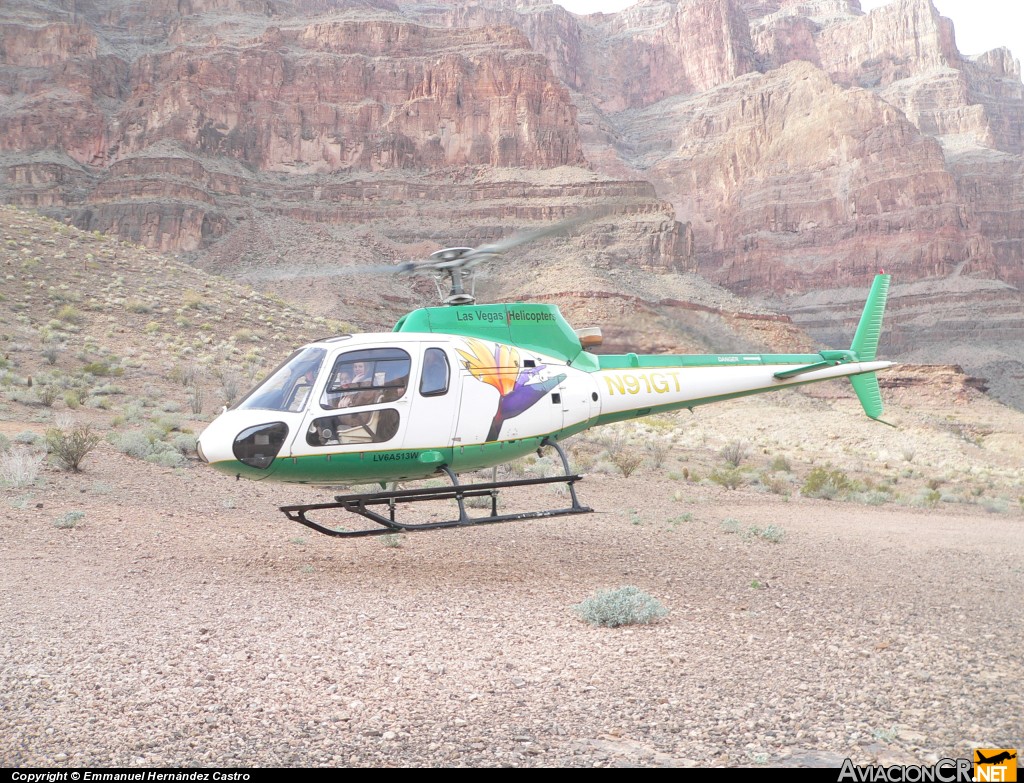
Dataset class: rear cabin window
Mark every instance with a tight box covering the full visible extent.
[320,348,411,410]
[419,347,450,396]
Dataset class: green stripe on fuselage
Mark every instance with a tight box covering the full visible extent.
[208,437,551,485]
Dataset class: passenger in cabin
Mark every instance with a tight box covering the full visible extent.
[329,369,354,408]
[342,361,378,409]
[349,361,372,388]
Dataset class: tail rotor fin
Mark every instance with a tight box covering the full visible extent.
[850,372,894,426]
[850,274,895,425]
[850,273,891,361]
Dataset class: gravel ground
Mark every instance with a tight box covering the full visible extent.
[2,448,1021,768]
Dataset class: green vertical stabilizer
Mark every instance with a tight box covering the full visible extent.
[850,274,891,362]
[850,373,884,420]
[849,274,893,423]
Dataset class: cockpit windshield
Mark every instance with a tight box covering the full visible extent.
[232,347,327,413]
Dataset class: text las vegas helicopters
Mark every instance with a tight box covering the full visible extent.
[196,209,893,538]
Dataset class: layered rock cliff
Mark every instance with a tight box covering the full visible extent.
[1,0,1023,406]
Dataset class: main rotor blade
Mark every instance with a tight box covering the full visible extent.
[239,204,619,281]
[459,204,615,266]
[237,262,416,282]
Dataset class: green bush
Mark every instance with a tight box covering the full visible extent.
[801,467,851,500]
[709,467,744,490]
[81,361,122,377]
[56,305,85,325]
[47,423,101,472]
[573,586,667,628]
[125,299,152,314]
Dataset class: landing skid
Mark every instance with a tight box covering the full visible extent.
[279,439,592,538]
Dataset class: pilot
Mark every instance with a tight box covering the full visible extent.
[288,359,321,411]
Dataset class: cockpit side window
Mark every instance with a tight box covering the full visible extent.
[419,347,450,397]
[320,348,411,410]
[233,347,327,413]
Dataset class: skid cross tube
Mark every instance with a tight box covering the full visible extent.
[279,439,592,537]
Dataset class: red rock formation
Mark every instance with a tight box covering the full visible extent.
[0,0,1023,405]
[114,21,584,172]
[627,61,988,291]
[403,0,758,110]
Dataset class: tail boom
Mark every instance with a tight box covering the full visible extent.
[592,360,893,423]
[583,274,894,428]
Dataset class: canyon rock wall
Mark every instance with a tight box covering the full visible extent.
[1,0,1023,404]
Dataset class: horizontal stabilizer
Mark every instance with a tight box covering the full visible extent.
[773,350,855,380]
[774,360,835,379]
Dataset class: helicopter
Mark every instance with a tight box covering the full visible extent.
[196,211,894,538]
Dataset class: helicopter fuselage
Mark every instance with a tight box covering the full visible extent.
[196,299,892,486]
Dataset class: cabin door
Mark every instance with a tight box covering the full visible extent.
[402,345,460,450]
[452,350,566,446]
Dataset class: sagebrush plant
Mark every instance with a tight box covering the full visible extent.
[720,440,749,468]
[111,428,186,467]
[573,586,667,628]
[745,524,785,544]
[645,438,671,469]
[0,447,44,487]
[721,518,741,534]
[54,510,85,529]
[14,430,43,447]
[611,449,643,478]
[47,422,101,472]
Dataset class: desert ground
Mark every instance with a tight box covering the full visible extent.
[1,434,1022,767]
[1,207,1022,767]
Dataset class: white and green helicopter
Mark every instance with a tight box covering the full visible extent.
[197,213,893,537]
